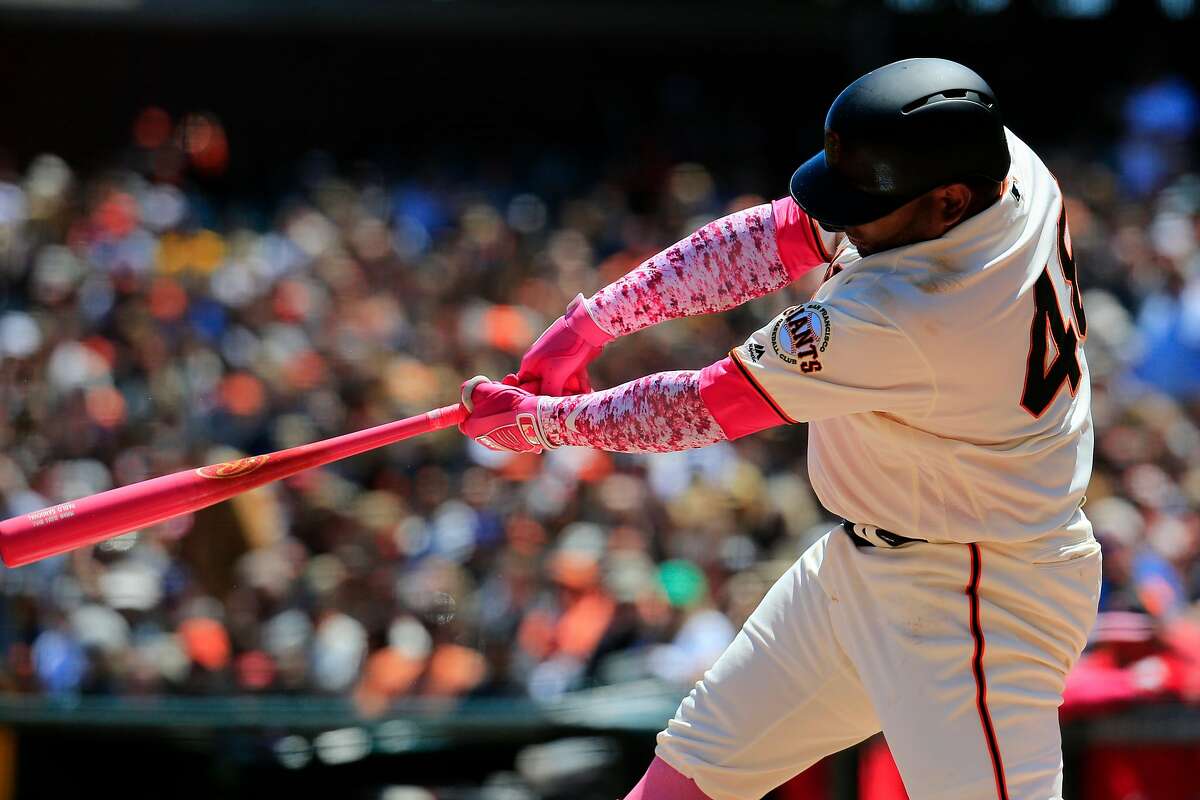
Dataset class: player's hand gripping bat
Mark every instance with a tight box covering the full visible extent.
[0,403,466,568]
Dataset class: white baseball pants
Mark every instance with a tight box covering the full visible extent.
[655,522,1101,800]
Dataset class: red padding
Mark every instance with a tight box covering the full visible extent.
[624,757,713,800]
[772,196,830,278]
[858,736,910,800]
[776,757,833,799]
[1082,744,1200,800]
[699,355,790,439]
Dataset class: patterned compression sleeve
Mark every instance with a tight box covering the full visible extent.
[583,199,832,338]
[584,204,791,338]
[538,371,727,453]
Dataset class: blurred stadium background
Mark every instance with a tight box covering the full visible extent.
[1,0,1200,798]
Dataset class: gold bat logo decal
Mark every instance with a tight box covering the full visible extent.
[195,455,270,479]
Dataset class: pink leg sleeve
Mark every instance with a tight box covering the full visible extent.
[624,757,714,800]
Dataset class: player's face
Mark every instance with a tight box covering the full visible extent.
[841,184,974,257]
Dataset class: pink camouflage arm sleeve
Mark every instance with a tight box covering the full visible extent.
[583,198,831,337]
[537,356,790,453]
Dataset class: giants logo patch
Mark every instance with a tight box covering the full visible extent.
[196,455,270,479]
[770,304,830,373]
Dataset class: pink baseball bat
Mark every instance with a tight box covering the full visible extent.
[0,403,466,567]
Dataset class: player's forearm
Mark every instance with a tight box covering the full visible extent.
[538,371,726,453]
[583,204,790,338]
[583,199,833,338]
[536,355,789,453]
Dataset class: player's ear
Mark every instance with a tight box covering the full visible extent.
[935,183,973,231]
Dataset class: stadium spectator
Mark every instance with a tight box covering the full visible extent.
[2,95,1200,712]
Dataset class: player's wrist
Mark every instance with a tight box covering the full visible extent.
[563,293,615,348]
[533,396,564,449]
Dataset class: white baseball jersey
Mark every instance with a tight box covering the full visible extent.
[732,129,1091,546]
[651,129,1103,800]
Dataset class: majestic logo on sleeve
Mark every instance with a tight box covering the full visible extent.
[770,304,830,373]
[196,455,270,479]
[747,343,766,362]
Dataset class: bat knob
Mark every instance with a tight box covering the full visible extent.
[460,375,493,413]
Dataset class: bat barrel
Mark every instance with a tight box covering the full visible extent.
[0,403,466,567]
[0,471,215,566]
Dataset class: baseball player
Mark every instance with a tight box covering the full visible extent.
[459,58,1101,800]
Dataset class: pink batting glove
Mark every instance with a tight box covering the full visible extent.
[506,294,614,396]
[459,376,556,454]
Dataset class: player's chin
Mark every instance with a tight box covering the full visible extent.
[846,233,873,255]
[851,234,911,257]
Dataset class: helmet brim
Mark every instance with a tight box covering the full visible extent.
[789,151,915,231]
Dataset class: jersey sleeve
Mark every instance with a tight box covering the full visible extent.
[727,294,935,422]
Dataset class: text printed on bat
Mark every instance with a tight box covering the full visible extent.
[25,502,77,527]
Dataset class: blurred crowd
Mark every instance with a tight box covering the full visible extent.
[1,82,1200,712]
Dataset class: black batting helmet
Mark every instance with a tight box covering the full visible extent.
[789,58,1010,230]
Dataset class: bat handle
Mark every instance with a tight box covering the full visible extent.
[427,403,468,429]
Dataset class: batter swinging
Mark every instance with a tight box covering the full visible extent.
[458,58,1101,800]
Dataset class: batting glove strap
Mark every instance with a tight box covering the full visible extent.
[472,411,556,453]
[562,294,615,349]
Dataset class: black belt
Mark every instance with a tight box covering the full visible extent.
[841,519,926,549]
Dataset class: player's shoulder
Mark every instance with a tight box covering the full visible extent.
[809,267,915,333]
[817,243,925,302]
[1002,127,1062,219]
[812,242,989,349]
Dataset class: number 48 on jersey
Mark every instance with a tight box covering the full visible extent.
[1021,203,1087,418]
